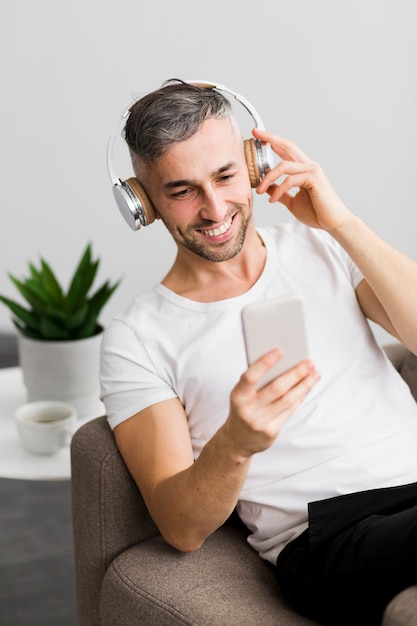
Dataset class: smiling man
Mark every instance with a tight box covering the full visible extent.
[100,80,417,626]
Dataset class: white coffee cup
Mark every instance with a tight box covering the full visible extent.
[14,401,78,455]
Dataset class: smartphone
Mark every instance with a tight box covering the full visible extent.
[241,294,309,388]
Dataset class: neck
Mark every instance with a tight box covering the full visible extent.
[161,225,266,302]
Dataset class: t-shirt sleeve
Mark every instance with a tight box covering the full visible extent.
[100,318,177,430]
[347,255,364,290]
[320,228,364,290]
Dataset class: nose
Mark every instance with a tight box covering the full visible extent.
[199,187,228,223]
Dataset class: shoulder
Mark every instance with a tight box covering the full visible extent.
[257,222,341,258]
[258,222,334,246]
[104,286,166,338]
[257,223,360,284]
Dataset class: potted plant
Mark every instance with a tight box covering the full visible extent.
[0,243,120,417]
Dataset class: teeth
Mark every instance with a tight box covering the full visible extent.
[202,218,232,237]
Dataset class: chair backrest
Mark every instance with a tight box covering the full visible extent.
[71,415,159,625]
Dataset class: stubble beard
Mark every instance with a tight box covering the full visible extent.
[169,204,252,263]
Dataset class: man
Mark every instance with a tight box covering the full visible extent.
[100,80,417,625]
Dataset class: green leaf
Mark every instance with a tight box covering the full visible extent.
[89,280,121,318]
[40,259,64,306]
[0,295,41,332]
[67,261,99,312]
[72,280,120,339]
[8,274,48,313]
[73,312,98,339]
[25,278,50,302]
[65,244,98,313]
[39,317,71,340]
[1,241,121,340]
[12,319,42,339]
[66,303,89,330]
[44,304,70,324]
[29,262,43,285]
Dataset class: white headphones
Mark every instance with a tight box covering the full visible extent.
[107,79,274,231]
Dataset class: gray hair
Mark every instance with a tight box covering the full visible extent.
[124,80,239,167]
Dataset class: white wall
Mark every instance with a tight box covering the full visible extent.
[1,0,416,338]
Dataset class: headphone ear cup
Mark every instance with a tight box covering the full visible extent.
[244,139,261,188]
[244,138,273,188]
[125,178,156,226]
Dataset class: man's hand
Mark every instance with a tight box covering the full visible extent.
[253,128,352,233]
[223,349,320,460]
[253,128,417,355]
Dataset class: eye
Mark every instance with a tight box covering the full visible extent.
[219,174,233,182]
[171,188,191,199]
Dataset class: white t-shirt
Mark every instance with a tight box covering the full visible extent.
[100,223,417,563]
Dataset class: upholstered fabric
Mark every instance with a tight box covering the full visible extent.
[71,344,417,626]
[71,415,319,625]
[100,530,317,625]
[382,587,417,626]
[400,350,417,401]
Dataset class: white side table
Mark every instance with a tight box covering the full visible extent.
[0,367,104,480]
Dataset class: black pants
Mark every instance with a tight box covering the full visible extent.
[276,482,417,626]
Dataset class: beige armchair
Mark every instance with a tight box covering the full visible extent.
[71,344,417,625]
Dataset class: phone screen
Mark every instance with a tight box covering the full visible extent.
[241,294,309,388]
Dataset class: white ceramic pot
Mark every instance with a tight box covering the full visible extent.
[17,332,104,418]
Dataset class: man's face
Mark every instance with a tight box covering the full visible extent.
[142,118,253,262]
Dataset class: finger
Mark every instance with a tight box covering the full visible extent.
[258,359,317,400]
[265,176,309,204]
[258,160,315,195]
[265,187,295,210]
[239,349,283,392]
[267,368,321,427]
[253,128,313,164]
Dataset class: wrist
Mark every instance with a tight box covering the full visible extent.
[327,212,365,244]
[217,422,254,466]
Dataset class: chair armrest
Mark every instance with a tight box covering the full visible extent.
[383,342,408,371]
[71,416,159,626]
[382,586,417,626]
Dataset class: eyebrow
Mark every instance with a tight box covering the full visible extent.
[163,162,236,190]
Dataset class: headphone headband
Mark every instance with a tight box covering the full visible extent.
[161,79,266,131]
[108,79,273,230]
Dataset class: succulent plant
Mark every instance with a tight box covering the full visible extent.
[0,243,120,341]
